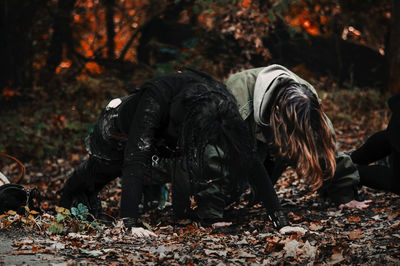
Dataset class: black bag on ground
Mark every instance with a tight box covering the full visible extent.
[0,184,40,214]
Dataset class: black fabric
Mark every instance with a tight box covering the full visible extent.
[351,130,391,165]
[59,73,201,219]
[253,130,290,185]
[319,154,360,204]
[169,144,283,223]
[0,184,27,214]
[351,93,400,195]
[357,164,398,193]
[351,130,400,194]
[249,158,282,211]
[267,209,289,229]
[387,92,400,152]
[60,157,122,216]
[0,184,40,214]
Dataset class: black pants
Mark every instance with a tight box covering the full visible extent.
[60,157,173,214]
[351,130,400,194]
[59,157,122,214]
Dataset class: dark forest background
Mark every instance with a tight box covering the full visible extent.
[1,0,399,163]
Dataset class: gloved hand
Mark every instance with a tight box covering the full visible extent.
[267,209,289,230]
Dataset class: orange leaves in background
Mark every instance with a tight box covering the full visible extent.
[84,62,102,75]
[80,39,95,58]
[286,7,321,36]
[75,62,103,81]
[74,14,80,23]
[2,87,19,100]
[286,2,328,36]
[52,115,67,129]
[347,216,361,222]
[55,61,72,74]
[54,59,101,77]
[239,0,252,9]
[72,0,145,63]
[301,19,320,36]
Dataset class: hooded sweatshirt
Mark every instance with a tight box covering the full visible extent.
[226,65,321,142]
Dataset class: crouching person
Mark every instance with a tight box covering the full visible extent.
[225,64,369,210]
[59,69,289,237]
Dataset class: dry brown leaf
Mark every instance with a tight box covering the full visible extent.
[330,252,345,264]
[347,229,362,240]
[347,216,361,222]
[309,222,323,231]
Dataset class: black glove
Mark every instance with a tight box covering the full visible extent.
[122,217,139,228]
[267,209,289,230]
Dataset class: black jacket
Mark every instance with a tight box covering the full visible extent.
[116,72,205,218]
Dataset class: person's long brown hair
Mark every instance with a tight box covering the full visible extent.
[269,80,336,190]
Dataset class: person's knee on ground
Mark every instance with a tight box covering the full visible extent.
[59,159,105,217]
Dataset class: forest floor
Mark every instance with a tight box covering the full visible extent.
[1,91,400,265]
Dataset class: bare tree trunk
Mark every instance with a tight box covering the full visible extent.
[104,0,116,59]
[0,0,41,89]
[45,0,76,75]
[387,0,400,94]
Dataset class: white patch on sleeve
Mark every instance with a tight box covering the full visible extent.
[106,98,122,110]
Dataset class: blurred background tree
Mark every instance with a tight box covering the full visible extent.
[0,0,397,161]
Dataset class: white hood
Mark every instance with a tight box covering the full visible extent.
[253,64,317,126]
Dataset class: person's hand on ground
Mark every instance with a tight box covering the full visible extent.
[339,199,372,210]
[279,226,307,235]
[130,227,157,238]
[212,222,232,228]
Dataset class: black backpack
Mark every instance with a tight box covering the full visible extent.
[0,184,40,214]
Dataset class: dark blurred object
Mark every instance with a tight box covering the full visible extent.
[0,184,41,214]
[265,26,386,87]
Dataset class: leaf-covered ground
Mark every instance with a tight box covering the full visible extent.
[1,90,399,265]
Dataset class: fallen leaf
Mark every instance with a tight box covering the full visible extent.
[372,215,381,220]
[347,229,362,240]
[347,216,361,222]
[204,249,227,257]
[309,222,323,231]
[391,221,400,229]
[237,250,256,258]
[279,226,307,235]
[80,248,103,257]
[284,240,301,258]
[329,249,345,264]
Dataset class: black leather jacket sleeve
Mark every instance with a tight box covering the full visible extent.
[249,157,281,210]
[249,158,281,211]
[119,88,165,219]
[248,157,288,229]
